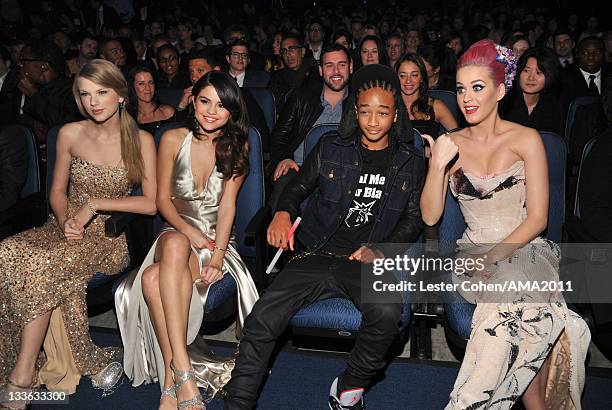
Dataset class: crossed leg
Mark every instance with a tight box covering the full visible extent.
[141,231,202,410]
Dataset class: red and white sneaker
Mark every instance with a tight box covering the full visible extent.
[328,377,365,409]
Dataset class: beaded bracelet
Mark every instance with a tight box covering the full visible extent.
[87,201,98,216]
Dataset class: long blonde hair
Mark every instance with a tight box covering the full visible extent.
[72,59,144,184]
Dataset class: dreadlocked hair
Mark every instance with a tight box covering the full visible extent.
[339,79,414,151]
[355,79,397,100]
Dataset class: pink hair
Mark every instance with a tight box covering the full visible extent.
[457,39,506,88]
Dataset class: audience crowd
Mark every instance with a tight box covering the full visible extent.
[0,0,611,408]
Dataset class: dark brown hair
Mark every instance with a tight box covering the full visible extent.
[189,71,249,179]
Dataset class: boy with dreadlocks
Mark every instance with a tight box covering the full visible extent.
[224,65,425,410]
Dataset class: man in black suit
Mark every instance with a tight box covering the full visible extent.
[0,45,21,130]
[577,77,612,243]
[267,44,352,210]
[225,40,270,88]
[553,28,575,68]
[561,36,607,110]
[268,33,320,114]
[16,41,80,142]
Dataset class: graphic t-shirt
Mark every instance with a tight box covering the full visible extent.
[323,145,390,254]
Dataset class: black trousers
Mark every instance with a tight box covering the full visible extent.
[224,254,402,409]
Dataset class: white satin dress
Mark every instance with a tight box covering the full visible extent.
[114,131,259,399]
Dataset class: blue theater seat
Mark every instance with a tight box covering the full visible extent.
[0,124,45,239]
[245,87,276,133]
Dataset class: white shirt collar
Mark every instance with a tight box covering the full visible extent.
[231,70,246,87]
[579,68,602,93]
[0,71,8,90]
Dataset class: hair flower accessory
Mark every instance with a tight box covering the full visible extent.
[494,44,517,91]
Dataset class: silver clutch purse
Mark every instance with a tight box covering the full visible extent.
[90,361,123,397]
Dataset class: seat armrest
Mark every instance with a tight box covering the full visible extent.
[104,212,139,236]
[105,212,155,267]
[0,192,45,225]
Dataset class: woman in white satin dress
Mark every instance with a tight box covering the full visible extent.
[115,71,258,410]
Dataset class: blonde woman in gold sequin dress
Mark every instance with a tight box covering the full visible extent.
[0,59,157,409]
[421,40,590,409]
[114,71,258,410]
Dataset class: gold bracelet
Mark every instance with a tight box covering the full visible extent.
[87,201,97,216]
[214,245,226,253]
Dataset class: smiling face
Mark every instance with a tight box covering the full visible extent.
[397,60,422,97]
[320,50,351,92]
[456,65,505,125]
[356,87,397,149]
[361,39,380,66]
[519,57,546,94]
[158,48,179,77]
[77,77,122,122]
[192,85,231,133]
[134,71,155,103]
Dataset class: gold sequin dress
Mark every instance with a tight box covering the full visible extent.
[0,157,132,393]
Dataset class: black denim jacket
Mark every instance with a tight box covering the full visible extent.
[276,131,425,253]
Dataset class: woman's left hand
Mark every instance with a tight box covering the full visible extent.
[73,200,97,230]
[199,264,223,285]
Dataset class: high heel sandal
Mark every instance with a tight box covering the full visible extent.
[170,362,205,409]
[0,378,35,410]
[160,384,176,402]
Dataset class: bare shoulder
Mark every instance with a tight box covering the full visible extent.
[446,127,469,145]
[58,120,88,139]
[57,120,89,147]
[162,126,189,142]
[138,129,155,148]
[432,98,447,110]
[505,122,541,146]
[158,126,189,152]
[159,104,175,115]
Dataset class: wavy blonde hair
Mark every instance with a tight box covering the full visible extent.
[72,59,144,184]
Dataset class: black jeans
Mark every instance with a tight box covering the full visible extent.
[224,254,402,409]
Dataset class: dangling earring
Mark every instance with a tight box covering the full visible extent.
[118,100,125,110]
[192,116,200,133]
